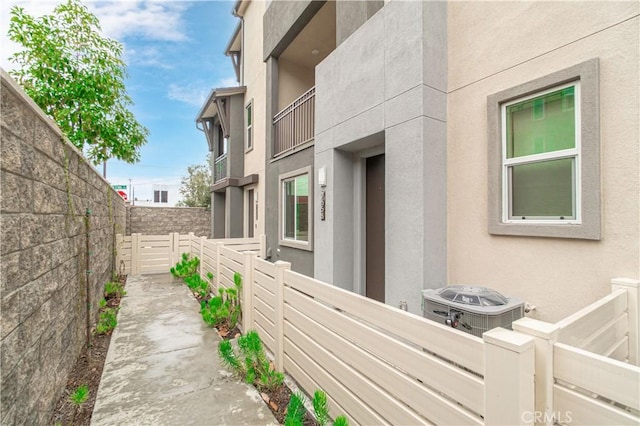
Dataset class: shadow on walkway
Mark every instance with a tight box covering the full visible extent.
[91,273,276,425]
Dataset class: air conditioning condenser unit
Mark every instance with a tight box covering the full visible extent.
[422,285,524,338]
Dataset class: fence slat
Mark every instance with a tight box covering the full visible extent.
[284,270,484,373]
[554,343,640,410]
[556,289,627,347]
[284,337,391,426]
[285,299,482,424]
[285,286,485,416]
[553,385,639,426]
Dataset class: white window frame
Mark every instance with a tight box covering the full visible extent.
[278,166,313,251]
[487,58,600,240]
[245,100,253,152]
[500,82,581,224]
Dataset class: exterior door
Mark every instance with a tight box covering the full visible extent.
[366,154,385,303]
[247,189,254,238]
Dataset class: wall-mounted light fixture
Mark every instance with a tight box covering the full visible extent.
[318,167,326,187]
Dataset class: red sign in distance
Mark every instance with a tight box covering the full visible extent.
[117,190,128,201]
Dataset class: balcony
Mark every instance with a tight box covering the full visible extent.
[273,86,315,157]
[214,154,227,183]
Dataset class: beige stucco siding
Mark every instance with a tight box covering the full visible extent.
[447,2,639,321]
[242,0,267,238]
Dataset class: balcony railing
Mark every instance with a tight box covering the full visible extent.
[214,154,227,183]
[273,86,315,157]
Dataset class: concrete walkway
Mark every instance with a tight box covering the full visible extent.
[91,274,276,425]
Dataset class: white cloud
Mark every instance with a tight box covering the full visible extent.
[167,76,238,108]
[91,1,189,42]
[1,0,190,71]
[124,45,172,69]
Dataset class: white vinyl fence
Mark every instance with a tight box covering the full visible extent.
[514,279,640,425]
[116,233,639,425]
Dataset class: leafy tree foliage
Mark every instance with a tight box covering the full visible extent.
[177,159,211,208]
[8,0,148,164]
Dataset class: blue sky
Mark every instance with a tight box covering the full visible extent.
[1,0,238,204]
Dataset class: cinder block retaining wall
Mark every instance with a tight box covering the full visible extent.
[0,71,126,425]
[126,206,210,237]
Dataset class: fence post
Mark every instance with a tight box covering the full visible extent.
[169,232,179,266]
[513,318,560,425]
[199,236,205,279]
[214,241,223,291]
[483,328,535,425]
[131,233,140,275]
[273,260,291,372]
[242,251,256,333]
[188,231,195,257]
[612,278,640,366]
[259,234,267,259]
[115,234,123,274]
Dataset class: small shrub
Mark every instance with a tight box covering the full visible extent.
[284,392,306,426]
[170,253,199,278]
[69,384,89,406]
[283,389,349,426]
[184,273,210,299]
[104,280,126,298]
[200,272,242,330]
[333,416,349,426]
[96,302,118,335]
[313,389,330,426]
[217,330,283,392]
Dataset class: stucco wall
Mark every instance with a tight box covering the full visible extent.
[126,206,210,237]
[242,0,267,239]
[314,1,447,314]
[447,1,640,321]
[277,58,314,110]
[1,70,127,425]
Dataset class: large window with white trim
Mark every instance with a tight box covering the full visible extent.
[279,167,313,250]
[487,59,600,240]
[502,83,579,222]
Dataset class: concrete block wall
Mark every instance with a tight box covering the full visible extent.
[126,206,210,238]
[0,71,126,425]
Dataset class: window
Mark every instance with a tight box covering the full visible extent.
[246,101,253,151]
[503,84,578,221]
[488,59,600,239]
[154,190,168,203]
[279,167,313,250]
[217,125,227,158]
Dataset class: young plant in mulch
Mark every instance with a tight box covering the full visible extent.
[103,280,126,307]
[170,252,199,279]
[184,273,210,300]
[201,271,242,338]
[218,330,284,392]
[69,383,89,424]
[95,299,118,335]
[284,389,349,426]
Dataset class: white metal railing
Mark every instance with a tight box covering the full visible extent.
[273,86,315,157]
[214,154,228,183]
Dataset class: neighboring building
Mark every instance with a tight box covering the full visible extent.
[196,0,267,239]
[204,0,639,322]
[262,0,338,276]
[133,183,180,207]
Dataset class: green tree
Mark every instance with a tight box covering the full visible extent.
[177,159,212,208]
[8,0,148,165]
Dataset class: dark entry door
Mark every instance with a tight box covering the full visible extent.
[247,189,254,238]
[366,154,385,303]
